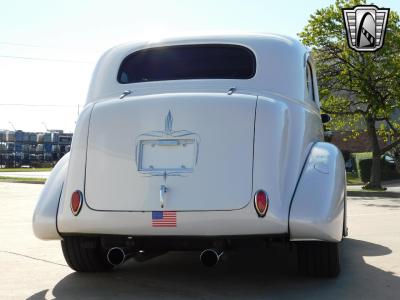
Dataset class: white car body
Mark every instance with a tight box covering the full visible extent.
[33,34,346,275]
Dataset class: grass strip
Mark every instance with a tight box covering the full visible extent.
[0,176,46,184]
[0,168,52,172]
[346,172,364,185]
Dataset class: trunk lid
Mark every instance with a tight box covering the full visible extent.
[85,93,256,211]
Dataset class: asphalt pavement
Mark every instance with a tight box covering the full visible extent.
[0,182,399,299]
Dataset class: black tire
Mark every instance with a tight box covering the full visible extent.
[61,236,113,272]
[297,241,340,277]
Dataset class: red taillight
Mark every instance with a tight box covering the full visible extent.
[71,190,83,216]
[254,190,268,217]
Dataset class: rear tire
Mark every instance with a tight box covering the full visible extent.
[297,241,340,277]
[61,236,113,272]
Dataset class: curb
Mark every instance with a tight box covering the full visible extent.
[347,191,400,198]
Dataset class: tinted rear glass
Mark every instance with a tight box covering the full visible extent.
[118,44,256,83]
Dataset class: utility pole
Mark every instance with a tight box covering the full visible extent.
[8,121,16,131]
[41,122,49,132]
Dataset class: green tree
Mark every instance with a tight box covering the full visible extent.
[299,0,400,189]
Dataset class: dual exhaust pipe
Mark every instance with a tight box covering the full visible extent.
[106,248,164,266]
[107,247,224,267]
[107,247,131,266]
[199,248,224,267]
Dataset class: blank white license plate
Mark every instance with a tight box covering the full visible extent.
[138,139,195,172]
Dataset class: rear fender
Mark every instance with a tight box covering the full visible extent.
[289,142,346,242]
[32,153,69,240]
[33,103,94,240]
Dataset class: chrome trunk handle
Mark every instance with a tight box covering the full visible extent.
[160,185,168,208]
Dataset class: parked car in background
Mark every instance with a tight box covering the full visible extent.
[33,34,346,277]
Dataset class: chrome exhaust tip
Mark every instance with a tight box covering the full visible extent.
[107,247,126,266]
[200,248,223,267]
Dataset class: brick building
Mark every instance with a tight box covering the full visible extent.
[330,131,391,153]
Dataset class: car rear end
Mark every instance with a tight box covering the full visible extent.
[35,36,344,276]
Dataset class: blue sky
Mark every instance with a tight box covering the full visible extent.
[0,0,399,132]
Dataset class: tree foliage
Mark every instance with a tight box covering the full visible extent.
[299,0,400,188]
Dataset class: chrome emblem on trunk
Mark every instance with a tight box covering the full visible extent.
[165,110,173,134]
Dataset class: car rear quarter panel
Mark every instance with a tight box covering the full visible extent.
[32,153,69,240]
[252,95,323,235]
[57,104,93,231]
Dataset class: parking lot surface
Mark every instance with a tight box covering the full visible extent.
[0,182,399,299]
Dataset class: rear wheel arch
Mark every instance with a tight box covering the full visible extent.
[288,142,346,242]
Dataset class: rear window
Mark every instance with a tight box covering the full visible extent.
[117,44,256,84]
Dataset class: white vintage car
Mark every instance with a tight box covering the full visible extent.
[33,34,346,277]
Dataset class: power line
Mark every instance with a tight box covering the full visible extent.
[0,103,79,107]
[0,42,53,49]
[0,42,97,52]
[0,54,92,64]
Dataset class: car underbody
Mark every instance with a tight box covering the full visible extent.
[60,234,341,277]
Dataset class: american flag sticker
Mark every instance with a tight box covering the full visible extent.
[152,211,177,227]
